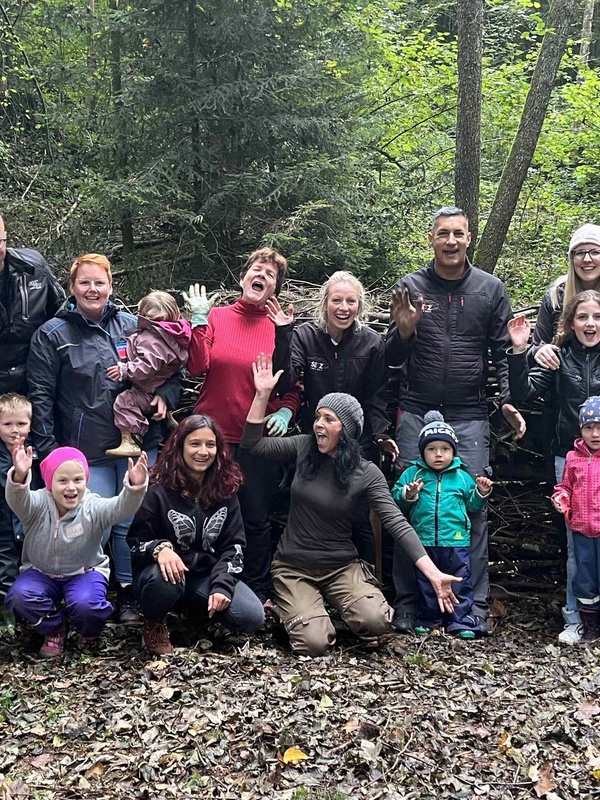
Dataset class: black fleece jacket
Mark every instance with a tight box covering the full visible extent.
[275,321,391,449]
[509,338,600,457]
[386,260,513,420]
[127,486,245,600]
[0,247,65,394]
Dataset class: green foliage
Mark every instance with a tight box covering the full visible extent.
[0,0,597,302]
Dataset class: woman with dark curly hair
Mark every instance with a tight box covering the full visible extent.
[241,355,460,658]
[127,415,265,655]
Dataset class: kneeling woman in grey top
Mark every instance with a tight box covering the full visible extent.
[241,354,460,657]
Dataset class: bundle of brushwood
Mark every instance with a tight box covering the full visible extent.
[120,282,564,598]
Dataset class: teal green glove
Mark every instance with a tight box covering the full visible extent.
[264,407,292,437]
[182,283,220,327]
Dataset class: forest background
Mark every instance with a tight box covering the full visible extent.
[1,0,599,305]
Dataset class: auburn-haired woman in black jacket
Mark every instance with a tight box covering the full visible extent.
[127,415,265,655]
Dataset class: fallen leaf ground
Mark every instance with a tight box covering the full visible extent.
[1,596,599,800]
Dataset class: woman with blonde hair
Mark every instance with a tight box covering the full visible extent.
[530,224,600,369]
[272,270,398,461]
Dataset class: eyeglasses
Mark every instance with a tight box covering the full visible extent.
[75,279,109,289]
[572,249,600,261]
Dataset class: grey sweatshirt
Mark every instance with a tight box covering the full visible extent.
[6,468,147,581]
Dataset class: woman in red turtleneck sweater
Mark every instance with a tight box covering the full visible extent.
[186,248,299,605]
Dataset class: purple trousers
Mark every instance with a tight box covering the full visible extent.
[113,386,154,436]
[6,568,113,636]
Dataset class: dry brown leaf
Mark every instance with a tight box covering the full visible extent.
[534,762,556,798]
[84,762,105,780]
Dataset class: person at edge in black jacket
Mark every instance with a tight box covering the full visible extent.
[0,212,65,394]
[127,415,265,656]
[386,206,526,635]
[269,270,398,563]
[26,253,181,623]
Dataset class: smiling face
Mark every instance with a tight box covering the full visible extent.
[313,407,343,456]
[429,214,471,278]
[572,299,600,348]
[70,263,112,321]
[572,241,600,288]
[423,441,454,472]
[182,427,218,480]
[581,421,600,452]
[0,409,31,447]
[239,257,278,307]
[51,460,87,516]
[325,281,360,341]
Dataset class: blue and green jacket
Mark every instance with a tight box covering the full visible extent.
[392,456,488,547]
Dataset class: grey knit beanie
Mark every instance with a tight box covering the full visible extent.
[418,410,459,456]
[316,393,364,439]
[568,224,600,259]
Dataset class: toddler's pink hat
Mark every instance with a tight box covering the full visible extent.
[40,447,90,490]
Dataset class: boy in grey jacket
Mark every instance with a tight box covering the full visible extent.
[5,442,148,657]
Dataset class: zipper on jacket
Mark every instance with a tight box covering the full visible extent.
[441,295,453,390]
[54,517,60,576]
[435,474,441,546]
[586,351,591,398]
[18,275,30,321]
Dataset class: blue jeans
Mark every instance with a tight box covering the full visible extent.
[393,410,490,618]
[133,563,265,633]
[416,546,484,633]
[554,456,580,625]
[572,532,600,611]
[88,449,157,585]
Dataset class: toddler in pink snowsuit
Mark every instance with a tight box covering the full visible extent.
[106,291,191,457]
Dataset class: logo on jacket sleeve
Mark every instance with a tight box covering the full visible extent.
[227,543,243,574]
[167,510,196,550]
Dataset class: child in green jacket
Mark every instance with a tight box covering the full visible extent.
[393,411,492,638]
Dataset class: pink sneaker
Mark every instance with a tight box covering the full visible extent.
[40,620,66,658]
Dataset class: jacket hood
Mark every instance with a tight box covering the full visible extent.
[138,315,192,346]
[573,437,600,457]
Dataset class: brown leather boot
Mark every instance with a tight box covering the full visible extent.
[143,617,173,656]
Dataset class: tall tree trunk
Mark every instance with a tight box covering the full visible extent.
[580,0,595,67]
[109,0,134,256]
[188,0,202,212]
[474,0,578,273]
[455,0,483,258]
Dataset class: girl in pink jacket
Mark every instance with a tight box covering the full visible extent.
[552,395,600,646]
[106,291,191,458]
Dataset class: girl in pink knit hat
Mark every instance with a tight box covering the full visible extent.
[4,441,148,657]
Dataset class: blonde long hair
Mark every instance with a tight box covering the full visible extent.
[314,271,369,332]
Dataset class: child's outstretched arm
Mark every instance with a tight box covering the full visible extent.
[5,438,45,525]
[128,451,149,486]
[88,453,149,536]
[476,476,493,496]
[551,460,573,519]
[11,437,33,484]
